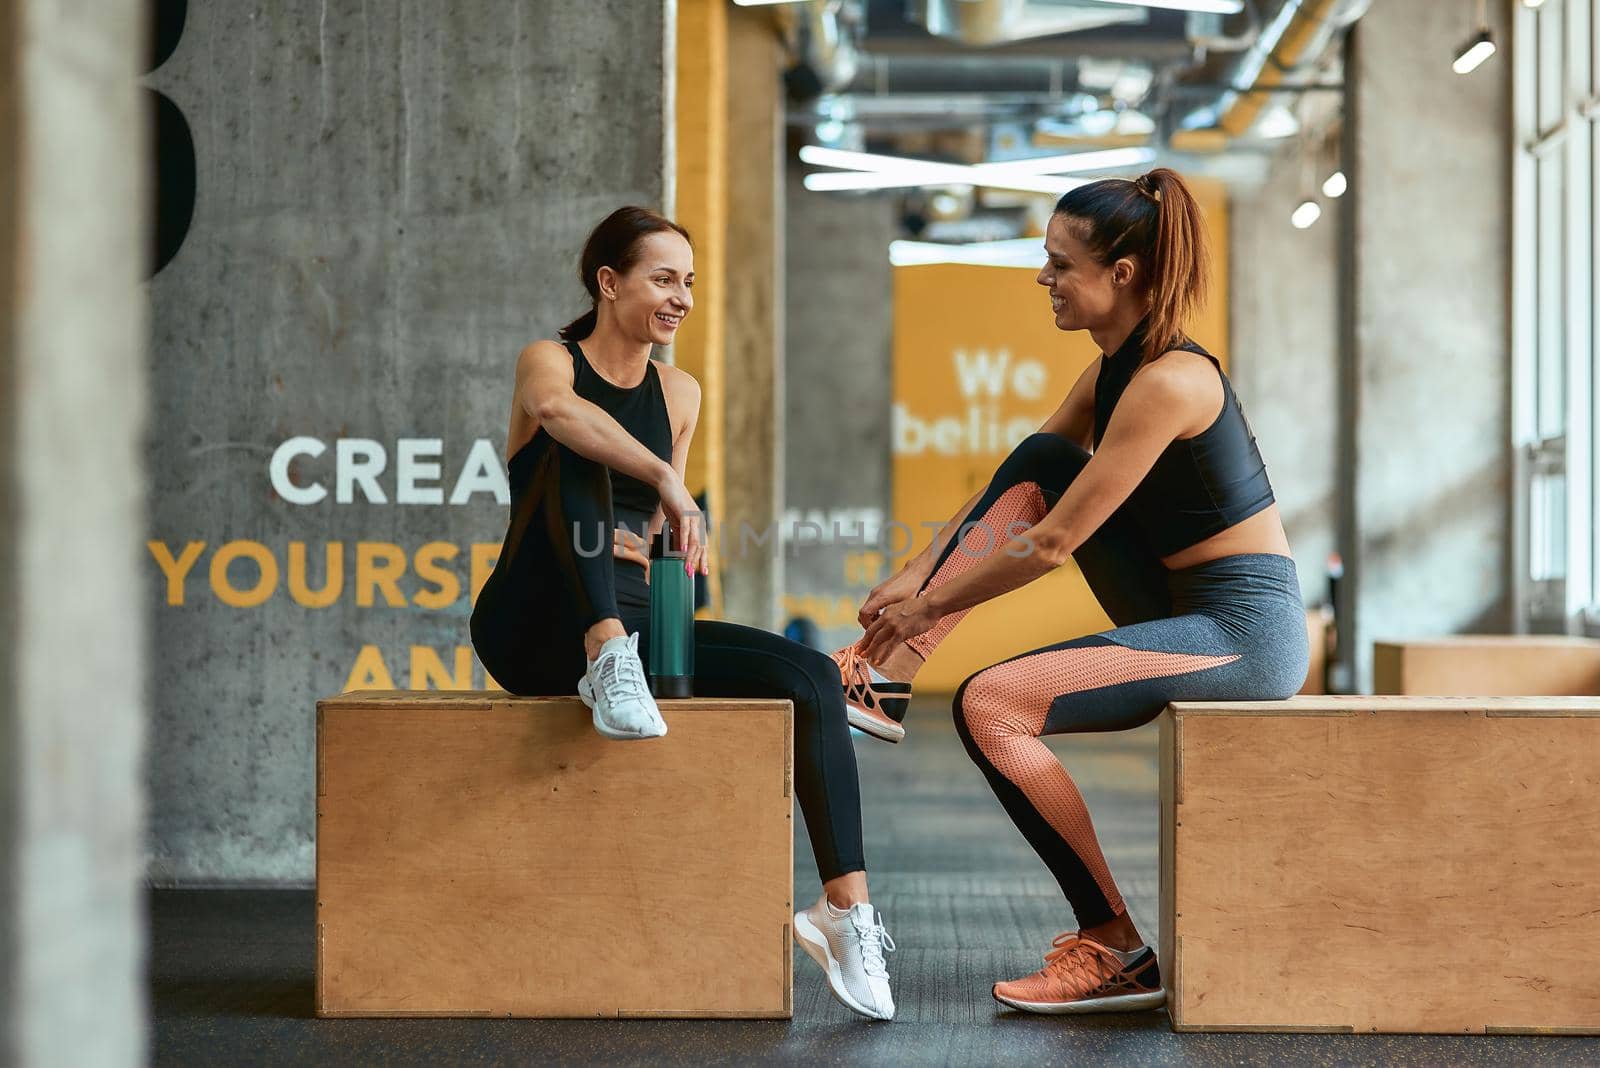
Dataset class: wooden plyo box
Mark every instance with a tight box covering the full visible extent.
[315,692,794,1019]
[1160,696,1600,1034]
[1374,635,1600,696]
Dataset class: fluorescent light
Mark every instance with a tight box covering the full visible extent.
[798,144,1128,195]
[798,146,913,171]
[1321,170,1347,198]
[1254,106,1300,139]
[1290,200,1322,229]
[978,147,1157,176]
[890,238,1047,268]
[804,169,1086,195]
[1522,0,1546,7]
[1081,0,1243,12]
[1453,30,1496,75]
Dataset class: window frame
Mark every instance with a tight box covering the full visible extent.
[1512,0,1600,636]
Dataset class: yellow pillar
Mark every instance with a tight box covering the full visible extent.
[721,4,786,628]
[673,0,728,614]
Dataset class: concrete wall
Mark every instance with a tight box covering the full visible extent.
[146,1,671,882]
[3,0,148,1061]
[1343,0,1513,690]
[782,167,898,650]
[1229,149,1341,612]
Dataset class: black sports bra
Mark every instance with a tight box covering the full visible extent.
[1093,321,1276,557]
[503,340,673,608]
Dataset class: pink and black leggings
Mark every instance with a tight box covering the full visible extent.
[909,433,1309,927]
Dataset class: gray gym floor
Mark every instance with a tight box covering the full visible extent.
[150,697,1597,1066]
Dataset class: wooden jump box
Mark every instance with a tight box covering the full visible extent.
[1160,696,1600,1034]
[315,692,794,1019]
[1375,635,1600,696]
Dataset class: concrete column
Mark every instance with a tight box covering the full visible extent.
[721,8,785,629]
[2,0,148,1062]
[1343,0,1513,690]
[782,169,898,649]
[1229,148,1341,612]
[145,2,672,883]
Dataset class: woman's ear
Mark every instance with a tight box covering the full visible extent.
[597,265,620,302]
[1111,257,1137,289]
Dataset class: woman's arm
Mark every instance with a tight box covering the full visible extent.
[518,340,676,489]
[858,354,1216,660]
[645,367,701,538]
[645,364,707,576]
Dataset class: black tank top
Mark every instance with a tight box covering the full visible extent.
[504,340,673,608]
[1093,320,1276,557]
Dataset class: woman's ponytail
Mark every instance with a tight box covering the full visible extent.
[557,308,598,341]
[1140,168,1209,363]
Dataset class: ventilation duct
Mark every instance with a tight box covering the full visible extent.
[785,0,864,102]
[910,0,1144,46]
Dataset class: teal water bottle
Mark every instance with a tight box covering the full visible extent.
[648,521,694,698]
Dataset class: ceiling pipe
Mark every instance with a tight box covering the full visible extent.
[1216,0,1340,138]
[911,0,1143,45]
[843,53,1078,96]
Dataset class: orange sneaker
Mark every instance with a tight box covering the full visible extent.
[831,644,910,744]
[991,931,1165,1015]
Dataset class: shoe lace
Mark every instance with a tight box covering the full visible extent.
[597,645,649,700]
[836,645,895,711]
[835,644,869,695]
[852,912,897,979]
[1039,932,1125,993]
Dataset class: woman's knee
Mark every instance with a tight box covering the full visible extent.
[951,667,1011,751]
[996,432,1089,487]
[791,645,845,715]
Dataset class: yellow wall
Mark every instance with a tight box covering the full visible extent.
[893,177,1230,690]
[673,0,728,614]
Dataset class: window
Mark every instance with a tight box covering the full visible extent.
[1513,0,1599,633]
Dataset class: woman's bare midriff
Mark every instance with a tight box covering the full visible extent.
[1158,503,1293,571]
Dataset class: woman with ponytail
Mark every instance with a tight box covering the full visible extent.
[471,206,897,1021]
[835,169,1307,1014]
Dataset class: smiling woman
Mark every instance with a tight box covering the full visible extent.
[832,167,1305,1016]
[466,205,903,1021]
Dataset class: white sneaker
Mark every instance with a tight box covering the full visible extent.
[577,633,667,740]
[793,893,896,1021]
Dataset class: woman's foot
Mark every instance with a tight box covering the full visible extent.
[793,893,897,1020]
[991,930,1164,1015]
[577,633,667,740]
[832,644,910,743]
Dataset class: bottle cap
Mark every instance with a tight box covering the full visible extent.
[651,521,685,561]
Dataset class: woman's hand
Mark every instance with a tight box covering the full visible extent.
[857,556,934,629]
[613,527,651,581]
[655,470,710,578]
[859,594,939,664]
